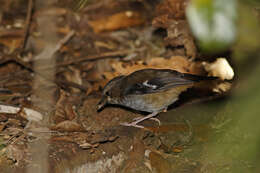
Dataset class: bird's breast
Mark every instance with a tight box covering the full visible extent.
[119,85,191,112]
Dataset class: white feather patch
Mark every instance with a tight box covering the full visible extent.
[143,80,157,89]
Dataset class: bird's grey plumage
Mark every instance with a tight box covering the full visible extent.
[97,68,212,112]
[97,68,216,128]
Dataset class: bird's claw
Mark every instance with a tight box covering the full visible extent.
[120,122,144,129]
[150,118,161,125]
[120,117,161,129]
[132,117,161,125]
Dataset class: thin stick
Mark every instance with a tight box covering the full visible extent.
[21,0,34,51]
[57,49,132,67]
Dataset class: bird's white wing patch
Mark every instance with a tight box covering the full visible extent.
[143,80,157,89]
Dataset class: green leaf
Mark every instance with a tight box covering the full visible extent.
[186,0,237,52]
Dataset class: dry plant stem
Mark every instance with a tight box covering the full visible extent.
[57,49,133,67]
[21,0,34,51]
[0,28,24,37]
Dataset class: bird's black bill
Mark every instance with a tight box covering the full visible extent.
[97,97,106,111]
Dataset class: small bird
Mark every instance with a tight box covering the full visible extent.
[97,68,215,128]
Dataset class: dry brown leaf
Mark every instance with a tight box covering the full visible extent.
[79,142,99,149]
[149,151,171,173]
[153,11,197,59]
[53,90,76,124]
[5,144,26,165]
[0,122,6,132]
[57,26,71,34]
[156,0,189,19]
[172,146,183,153]
[51,135,75,143]
[88,11,145,33]
[51,120,84,132]
[165,20,197,58]
[63,66,82,93]
[120,138,146,173]
[7,118,22,127]
[0,38,22,53]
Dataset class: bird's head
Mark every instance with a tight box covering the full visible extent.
[97,75,125,111]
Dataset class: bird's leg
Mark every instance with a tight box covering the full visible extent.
[132,116,161,126]
[120,111,159,128]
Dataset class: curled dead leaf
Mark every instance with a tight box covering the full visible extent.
[80,142,99,149]
[53,90,76,123]
[156,0,189,20]
[149,151,171,173]
[5,144,26,165]
[88,11,145,33]
[63,67,82,93]
[51,120,84,132]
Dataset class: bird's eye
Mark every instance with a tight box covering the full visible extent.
[105,91,110,96]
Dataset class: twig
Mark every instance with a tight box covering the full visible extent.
[21,0,34,52]
[0,29,24,37]
[57,49,133,67]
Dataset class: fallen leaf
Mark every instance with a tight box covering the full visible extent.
[0,123,6,132]
[63,66,83,93]
[153,15,197,58]
[53,90,76,123]
[51,120,84,132]
[5,144,26,165]
[50,135,75,143]
[0,38,22,54]
[149,151,171,173]
[156,0,189,20]
[79,142,99,149]
[172,146,183,153]
[120,138,146,173]
[88,11,145,33]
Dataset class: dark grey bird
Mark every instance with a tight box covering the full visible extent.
[97,68,215,128]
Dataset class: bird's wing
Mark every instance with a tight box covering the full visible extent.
[122,69,207,95]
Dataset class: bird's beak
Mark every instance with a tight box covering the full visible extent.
[97,96,107,111]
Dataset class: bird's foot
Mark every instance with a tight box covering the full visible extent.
[120,112,160,128]
[120,122,144,129]
[150,118,161,125]
[132,117,160,125]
